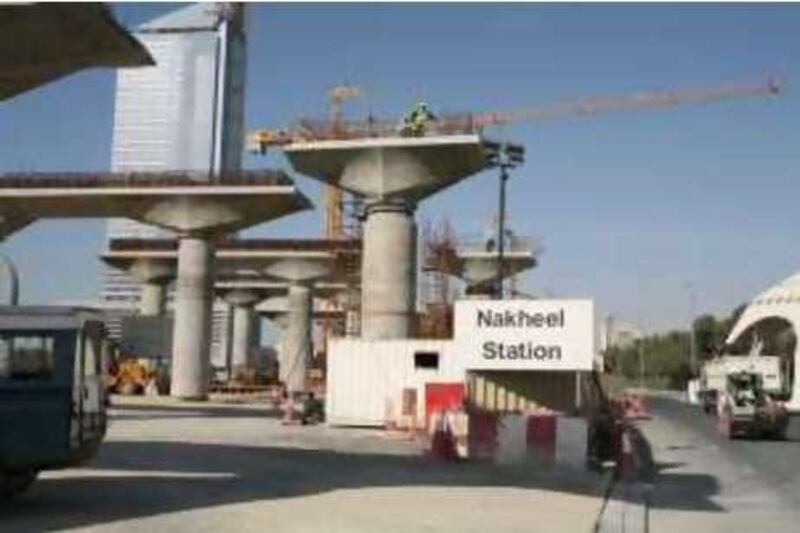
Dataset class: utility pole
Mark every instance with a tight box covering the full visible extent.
[486,141,525,300]
[638,339,646,388]
[496,164,509,299]
[685,281,697,375]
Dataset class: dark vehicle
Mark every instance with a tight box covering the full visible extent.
[0,307,108,499]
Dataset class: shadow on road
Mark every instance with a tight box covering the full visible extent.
[616,423,724,512]
[1,433,725,530]
[2,439,605,529]
[0,396,730,529]
[108,402,282,421]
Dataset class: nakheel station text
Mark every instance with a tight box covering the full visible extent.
[476,308,565,361]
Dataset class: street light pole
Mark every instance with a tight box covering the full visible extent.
[486,141,524,300]
[684,281,697,375]
[496,164,509,299]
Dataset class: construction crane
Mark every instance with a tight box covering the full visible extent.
[249,76,782,152]
[324,84,360,239]
[458,76,781,129]
[248,76,783,241]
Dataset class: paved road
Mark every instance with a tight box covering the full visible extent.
[640,395,800,532]
[0,397,608,532]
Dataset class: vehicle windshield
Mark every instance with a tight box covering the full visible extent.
[0,332,56,381]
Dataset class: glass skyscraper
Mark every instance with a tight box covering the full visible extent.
[102,3,246,364]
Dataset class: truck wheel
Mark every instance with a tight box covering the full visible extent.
[0,470,38,500]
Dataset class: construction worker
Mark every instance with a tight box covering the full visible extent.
[401,101,437,137]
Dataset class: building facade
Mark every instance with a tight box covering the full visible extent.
[102,3,246,365]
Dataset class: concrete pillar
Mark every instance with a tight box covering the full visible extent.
[170,237,214,400]
[139,282,167,316]
[283,284,312,394]
[361,201,417,340]
[231,304,255,371]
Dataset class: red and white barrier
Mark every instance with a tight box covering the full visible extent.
[428,410,588,467]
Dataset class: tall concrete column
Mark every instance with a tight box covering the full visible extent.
[266,316,289,384]
[170,237,214,399]
[283,283,312,394]
[361,201,417,340]
[140,282,167,316]
[128,259,173,317]
[231,304,255,370]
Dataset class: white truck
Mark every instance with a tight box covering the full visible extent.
[698,355,783,414]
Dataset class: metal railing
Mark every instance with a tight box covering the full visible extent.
[294,112,482,142]
[109,237,362,253]
[455,234,541,256]
[0,169,293,188]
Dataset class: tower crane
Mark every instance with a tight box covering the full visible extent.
[460,76,781,129]
[248,76,783,238]
[325,84,360,239]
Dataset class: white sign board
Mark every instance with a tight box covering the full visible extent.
[453,299,595,371]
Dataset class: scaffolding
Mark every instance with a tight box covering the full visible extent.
[419,217,458,339]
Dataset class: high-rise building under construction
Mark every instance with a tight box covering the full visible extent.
[102,3,246,365]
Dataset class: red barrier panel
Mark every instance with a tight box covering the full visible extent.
[425,383,465,426]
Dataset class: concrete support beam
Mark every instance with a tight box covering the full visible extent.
[284,135,493,341]
[361,201,417,340]
[231,303,255,371]
[283,284,312,395]
[231,304,254,370]
[170,237,214,400]
[139,282,167,316]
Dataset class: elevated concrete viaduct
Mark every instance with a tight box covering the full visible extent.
[258,253,336,395]
[431,236,541,298]
[0,170,311,399]
[255,290,346,390]
[215,283,286,378]
[1,4,153,101]
[285,134,493,340]
[102,238,357,394]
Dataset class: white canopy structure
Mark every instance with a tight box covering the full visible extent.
[726,271,800,411]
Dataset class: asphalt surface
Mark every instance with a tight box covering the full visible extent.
[640,395,800,532]
[0,397,609,532]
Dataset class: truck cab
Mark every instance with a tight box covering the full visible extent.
[718,370,789,439]
[0,307,109,499]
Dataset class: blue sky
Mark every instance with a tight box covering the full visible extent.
[0,3,798,332]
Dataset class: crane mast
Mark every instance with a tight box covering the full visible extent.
[325,84,360,240]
